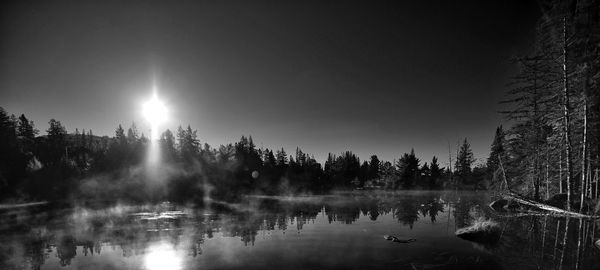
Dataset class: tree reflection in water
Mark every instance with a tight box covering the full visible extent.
[0,191,599,270]
[56,236,77,266]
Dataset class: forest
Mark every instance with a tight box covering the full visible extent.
[488,0,600,213]
[0,1,599,215]
[0,107,485,204]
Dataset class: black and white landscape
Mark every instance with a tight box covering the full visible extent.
[1,1,600,269]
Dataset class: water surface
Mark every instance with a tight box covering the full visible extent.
[1,191,598,269]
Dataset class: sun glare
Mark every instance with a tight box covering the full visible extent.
[142,92,168,141]
[143,94,167,127]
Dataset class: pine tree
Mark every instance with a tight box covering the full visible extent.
[178,125,200,161]
[368,155,380,180]
[396,149,420,189]
[46,119,68,166]
[16,114,37,155]
[127,122,139,143]
[430,156,443,189]
[487,126,507,189]
[115,124,126,145]
[455,138,474,185]
[276,148,288,166]
[160,129,177,162]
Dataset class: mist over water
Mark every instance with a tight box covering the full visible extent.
[1,191,598,270]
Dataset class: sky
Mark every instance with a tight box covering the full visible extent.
[0,0,541,165]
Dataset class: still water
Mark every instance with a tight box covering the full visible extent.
[1,191,599,270]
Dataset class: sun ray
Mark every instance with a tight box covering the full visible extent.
[142,92,167,141]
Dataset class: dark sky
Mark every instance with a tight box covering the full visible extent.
[0,0,540,165]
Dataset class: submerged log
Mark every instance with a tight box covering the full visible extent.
[502,192,600,219]
[383,235,416,243]
[489,211,550,218]
[545,193,594,211]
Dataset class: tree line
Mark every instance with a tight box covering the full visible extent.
[0,107,492,203]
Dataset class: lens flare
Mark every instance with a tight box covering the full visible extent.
[142,88,167,165]
[142,93,168,140]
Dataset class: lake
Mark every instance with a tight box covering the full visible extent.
[1,191,598,270]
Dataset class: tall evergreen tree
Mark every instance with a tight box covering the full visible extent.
[115,124,126,145]
[487,126,508,189]
[455,138,475,185]
[275,148,288,166]
[396,149,420,189]
[16,114,37,156]
[379,161,397,189]
[160,129,177,162]
[45,119,68,166]
[127,122,139,143]
[368,155,380,180]
[430,156,443,189]
[178,125,200,161]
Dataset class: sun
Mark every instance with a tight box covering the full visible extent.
[142,92,168,141]
[143,93,167,126]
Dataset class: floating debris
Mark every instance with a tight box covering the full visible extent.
[383,235,416,243]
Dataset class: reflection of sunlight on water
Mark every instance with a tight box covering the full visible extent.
[144,242,182,270]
